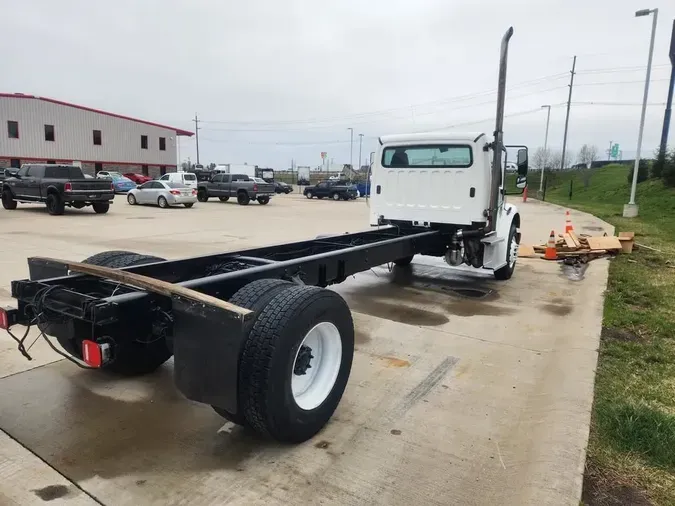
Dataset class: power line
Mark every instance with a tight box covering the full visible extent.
[572,101,667,106]
[575,78,670,87]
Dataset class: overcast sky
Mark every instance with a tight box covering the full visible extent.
[2,0,674,168]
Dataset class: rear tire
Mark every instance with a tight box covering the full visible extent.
[257,196,270,205]
[58,251,172,375]
[394,255,414,267]
[305,191,313,199]
[2,188,17,210]
[332,193,340,201]
[197,189,209,202]
[184,203,194,208]
[212,278,296,426]
[46,193,65,215]
[92,202,109,214]
[219,196,229,202]
[158,196,168,208]
[238,285,354,442]
[237,192,250,205]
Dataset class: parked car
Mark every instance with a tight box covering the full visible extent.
[127,181,197,208]
[197,173,275,205]
[0,168,18,183]
[274,181,293,194]
[111,174,137,193]
[158,172,198,189]
[124,172,152,185]
[304,180,358,201]
[2,164,114,215]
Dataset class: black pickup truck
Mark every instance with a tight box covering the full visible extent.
[2,164,115,215]
[304,180,358,201]
[197,173,276,205]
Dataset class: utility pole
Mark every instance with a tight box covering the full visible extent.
[539,105,551,193]
[659,19,675,160]
[560,56,576,171]
[348,128,354,172]
[625,8,659,218]
[358,134,364,173]
[193,114,201,165]
[607,140,613,160]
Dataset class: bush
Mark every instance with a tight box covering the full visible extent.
[627,159,649,185]
[663,150,675,187]
[652,150,666,179]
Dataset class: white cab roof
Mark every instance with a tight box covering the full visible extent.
[379,131,486,144]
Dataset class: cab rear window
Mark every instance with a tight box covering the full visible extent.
[382,145,472,168]
[182,174,196,180]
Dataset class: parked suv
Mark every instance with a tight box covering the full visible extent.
[197,173,275,205]
[2,164,114,215]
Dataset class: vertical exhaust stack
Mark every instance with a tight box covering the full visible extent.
[488,27,514,233]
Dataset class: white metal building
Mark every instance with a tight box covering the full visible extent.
[0,93,193,178]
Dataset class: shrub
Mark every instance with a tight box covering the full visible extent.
[662,149,675,187]
[627,159,649,185]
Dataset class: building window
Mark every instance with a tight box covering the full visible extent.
[93,130,102,145]
[47,160,56,164]
[160,165,167,175]
[159,137,166,151]
[141,135,148,149]
[44,124,55,142]
[7,121,19,139]
[95,163,103,174]
[10,159,20,168]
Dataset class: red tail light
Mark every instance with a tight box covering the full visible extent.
[253,184,258,191]
[170,190,181,195]
[110,182,114,191]
[64,182,72,192]
[0,308,8,330]
[192,189,197,195]
[81,340,111,368]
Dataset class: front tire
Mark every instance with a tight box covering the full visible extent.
[197,189,209,202]
[332,193,340,201]
[92,202,109,214]
[219,196,229,202]
[127,194,137,205]
[2,189,17,210]
[237,192,250,205]
[494,223,519,280]
[238,285,354,442]
[305,191,313,199]
[46,193,65,215]
[257,196,270,205]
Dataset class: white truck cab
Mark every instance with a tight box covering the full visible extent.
[369,28,528,280]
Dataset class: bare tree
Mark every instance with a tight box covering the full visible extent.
[577,144,599,187]
[532,147,552,171]
[550,150,563,170]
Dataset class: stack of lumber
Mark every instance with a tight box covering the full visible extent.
[518,231,633,261]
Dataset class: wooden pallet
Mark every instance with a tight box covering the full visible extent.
[520,231,631,261]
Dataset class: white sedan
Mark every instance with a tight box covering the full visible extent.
[126,181,197,208]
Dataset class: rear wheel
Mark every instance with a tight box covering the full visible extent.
[58,251,172,375]
[197,189,209,202]
[219,196,229,202]
[158,196,168,208]
[237,192,250,205]
[332,193,340,201]
[184,203,194,208]
[238,285,354,442]
[305,191,313,199]
[92,202,109,214]
[394,255,414,267]
[494,223,519,280]
[2,188,17,210]
[46,193,65,215]
[257,196,270,205]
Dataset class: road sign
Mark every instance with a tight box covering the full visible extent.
[611,143,619,158]
[321,152,327,159]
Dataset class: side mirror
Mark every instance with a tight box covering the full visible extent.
[517,148,528,176]
[515,176,527,189]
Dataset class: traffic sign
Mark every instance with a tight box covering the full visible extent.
[611,143,619,158]
[321,152,327,159]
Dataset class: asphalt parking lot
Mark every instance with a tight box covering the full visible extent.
[0,194,610,505]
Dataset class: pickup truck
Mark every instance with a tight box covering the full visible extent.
[196,173,275,205]
[304,180,358,201]
[2,164,115,215]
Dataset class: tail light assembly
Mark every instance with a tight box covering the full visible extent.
[253,184,258,191]
[64,182,72,192]
[192,189,197,195]
[81,340,112,368]
[170,190,181,196]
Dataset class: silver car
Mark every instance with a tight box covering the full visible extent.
[126,181,197,208]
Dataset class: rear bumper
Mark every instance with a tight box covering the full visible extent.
[167,194,198,205]
[64,192,114,202]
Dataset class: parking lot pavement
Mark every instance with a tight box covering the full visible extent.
[0,195,610,505]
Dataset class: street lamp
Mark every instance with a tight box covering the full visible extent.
[624,7,659,218]
[358,133,364,174]
[540,105,551,193]
[348,128,354,174]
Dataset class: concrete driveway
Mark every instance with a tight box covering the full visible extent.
[0,195,609,505]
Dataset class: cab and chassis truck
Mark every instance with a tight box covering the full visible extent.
[0,28,528,443]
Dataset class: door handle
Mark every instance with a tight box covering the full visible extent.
[376,185,381,194]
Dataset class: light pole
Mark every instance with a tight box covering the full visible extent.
[539,105,551,193]
[348,128,354,174]
[358,133,364,173]
[624,7,659,218]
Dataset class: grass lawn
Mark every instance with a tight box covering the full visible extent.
[544,165,675,506]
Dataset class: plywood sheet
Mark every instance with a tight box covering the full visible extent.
[585,236,622,251]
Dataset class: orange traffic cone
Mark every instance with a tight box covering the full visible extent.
[565,210,574,233]
[544,230,558,260]
[522,185,528,203]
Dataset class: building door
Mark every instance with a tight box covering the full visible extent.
[142,165,149,176]
[160,165,166,176]
[95,163,103,174]
[10,159,20,168]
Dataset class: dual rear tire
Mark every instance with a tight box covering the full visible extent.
[213,279,355,443]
